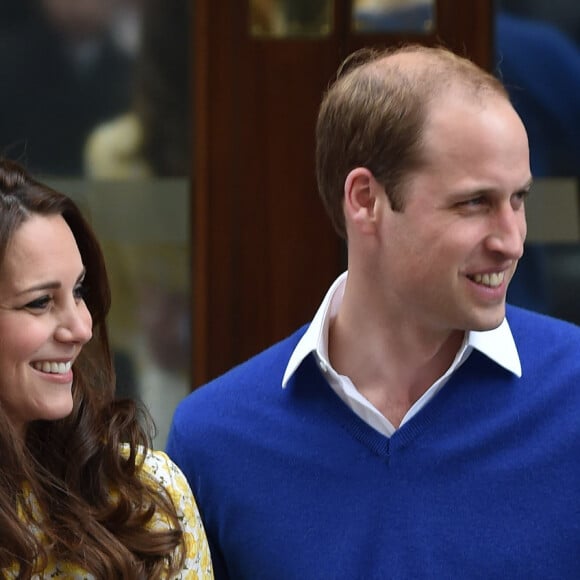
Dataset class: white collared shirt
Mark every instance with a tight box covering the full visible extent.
[282,271,522,437]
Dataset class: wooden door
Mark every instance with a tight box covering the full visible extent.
[191,0,494,385]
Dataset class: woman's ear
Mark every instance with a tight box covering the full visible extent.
[344,167,381,235]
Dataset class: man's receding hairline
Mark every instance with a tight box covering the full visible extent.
[340,46,504,100]
[341,45,450,77]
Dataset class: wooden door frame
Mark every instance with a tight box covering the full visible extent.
[191,0,494,387]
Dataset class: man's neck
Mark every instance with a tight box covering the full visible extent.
[328,301,465,428]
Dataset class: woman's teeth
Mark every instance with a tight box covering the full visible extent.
[472,272,505,287]
[32,361,72,374]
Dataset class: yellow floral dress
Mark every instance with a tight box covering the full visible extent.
[6,449,213,579]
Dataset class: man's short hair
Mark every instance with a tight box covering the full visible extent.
[315,44,509,239]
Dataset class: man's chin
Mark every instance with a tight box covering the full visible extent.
[465,302,506,332]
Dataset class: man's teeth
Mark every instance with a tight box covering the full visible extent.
[32,361,72,374]
[472,272,505,287]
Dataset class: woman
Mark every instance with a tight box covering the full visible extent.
[0,158,212,579]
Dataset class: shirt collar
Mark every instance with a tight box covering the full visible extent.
[282,271,521,387]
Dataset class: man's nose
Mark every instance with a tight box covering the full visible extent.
[485,204,526,259]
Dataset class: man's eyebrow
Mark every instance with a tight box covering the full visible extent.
[519,178,534,192]
[449,177,534,199]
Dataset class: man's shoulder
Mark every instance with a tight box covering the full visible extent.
[212,324,308,384]
[167,325,313,462]
[506,303,580,338]
[172,324,309,413]
[506,304,580,368]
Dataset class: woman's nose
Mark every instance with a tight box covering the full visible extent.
[54,301,93,344]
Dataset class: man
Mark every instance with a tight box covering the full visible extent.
[167,45,580,578]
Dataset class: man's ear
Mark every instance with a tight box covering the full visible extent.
[344,167,381,234]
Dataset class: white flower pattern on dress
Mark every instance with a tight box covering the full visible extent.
[5,449,213,579]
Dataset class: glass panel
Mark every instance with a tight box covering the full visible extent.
[0,0,137,176]
[494,1,580,178]
[353,0,435,34]
[250,0,333,38]
[509,241,580,325]
[50,179,191,449]
[0,0,192,449]
[508,178,580,325]
[494,5,580,323]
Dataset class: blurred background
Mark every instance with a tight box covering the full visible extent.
[0,0,191,447]
[0,0,577,447]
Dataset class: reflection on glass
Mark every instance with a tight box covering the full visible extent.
[494,6,580,324]
[508,179,580,324]
[509,242,580,325]
[81,0,191,449]
[0,0,135,176]
[250,0,333,38]
[85,0,190,179]
[2,0,195,449]
[51,179,191,449]
[353,0,435,34]
[493,4,580,178]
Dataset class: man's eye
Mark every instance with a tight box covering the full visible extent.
[25,296,51,310]
[462,197,485,206]
[456,196,486,210]
[513,190,529,206]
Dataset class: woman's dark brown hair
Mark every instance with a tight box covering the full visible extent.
[0,158,186,578]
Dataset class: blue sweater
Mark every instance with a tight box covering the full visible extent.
[167,305,580,579]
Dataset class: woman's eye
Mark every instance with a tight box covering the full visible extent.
[73,282,87,301]
[25,296,51,310]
